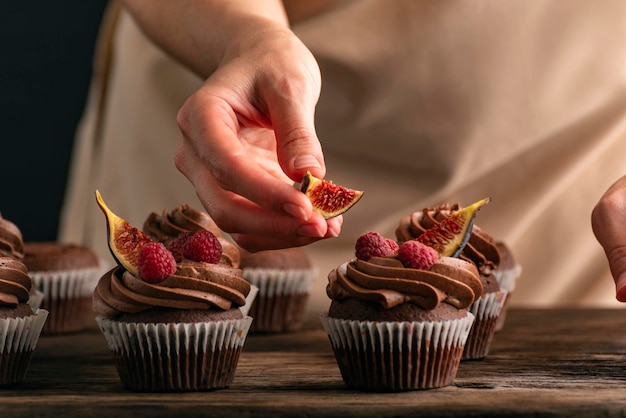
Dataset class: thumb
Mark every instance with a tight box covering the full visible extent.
[276,122,326,183]
[261,66,326,183]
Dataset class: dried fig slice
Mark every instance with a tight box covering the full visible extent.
[299,171,364,219]
[417,197,491,257]
[95,190,153,276]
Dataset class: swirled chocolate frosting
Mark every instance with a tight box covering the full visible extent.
[93,260,251,319]
[143,204,240,267]
[395,204,501,278]
[327,255,481,311]
[0,257,32,308]
[0,214,24,259]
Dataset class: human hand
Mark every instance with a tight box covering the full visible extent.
[174,21,342,252]
[591,175,626,301]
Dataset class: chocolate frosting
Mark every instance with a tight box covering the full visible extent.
[143,205,240,267]
[0,257,32,308]
[326,255,481,311]
[395,204,501,278]
[0,214,24,259]
[93,260,251,318]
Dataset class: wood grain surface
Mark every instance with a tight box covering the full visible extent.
[3,308,626,417]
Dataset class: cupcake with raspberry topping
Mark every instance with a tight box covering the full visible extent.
[239,247,316,334]
[0,257,48,386]
[321,231,480,391]
[396,203,510,359]
[93,220,254,392]
[143,204,240,267]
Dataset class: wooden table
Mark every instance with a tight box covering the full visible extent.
[3,308,626,417]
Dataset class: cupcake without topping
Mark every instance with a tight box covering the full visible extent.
[23,241,100,334]
[240,247,316,333]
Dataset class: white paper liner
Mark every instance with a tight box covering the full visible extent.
[29,266,101,334]
[468,290,508,321]
[244,268,316,333]
[493,264,522,293]
[29,266,100,300]
[462,290,508,360]
[0,309,48,354]
[240,285,259,317]
[242,267,316,297]
[320,312,475,391]
[95,315,253,391]
[27,290,45,311]
[494,264,522,332]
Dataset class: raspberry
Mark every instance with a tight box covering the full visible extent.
[167,231,194,262]
[138,242,177,284]
[183,230,222,263]
[398,240,439,270]
[355,232,398,261]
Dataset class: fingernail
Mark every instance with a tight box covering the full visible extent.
[296,224,324,237]
[283,203,308,220]
[293,155,322,171]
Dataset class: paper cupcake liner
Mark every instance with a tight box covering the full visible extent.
[27,290,45,311]
[462,290,507,360]
[493,264,522,294]
[240,284,259,317]
[96,315,253,392]
[494,264,522,332]
[320,312,475,391]
[0,309,49,386]
[29,267,100,334]
[243,268,316,333]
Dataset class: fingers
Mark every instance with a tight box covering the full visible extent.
[177,91,314,221]
[255,42,326,182]
[232,216,343,252]
[175,139,341,243]
[591,175,626,301]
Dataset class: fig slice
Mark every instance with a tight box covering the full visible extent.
[299,171,364,219]
[417,197,491,257]
[95,190,153,276]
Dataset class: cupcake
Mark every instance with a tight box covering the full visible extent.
[321,231,480,391]
[93,195,254,391]
[396,203,508,360]
[0,214,44,311]
[23,241,100,334]
[493,241,522,331]
[240,247,316,333]
[0,257,48,386]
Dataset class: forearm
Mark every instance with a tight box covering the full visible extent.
[121,0,289,77]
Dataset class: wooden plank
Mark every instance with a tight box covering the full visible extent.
[2,309,626,417]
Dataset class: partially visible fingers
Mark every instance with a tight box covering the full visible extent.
[177,91,313,221]
[174,139,329,239]
[232,216,343,252]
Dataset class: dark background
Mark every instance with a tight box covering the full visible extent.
[0,1,110,241]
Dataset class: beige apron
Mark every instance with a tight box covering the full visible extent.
[61,0,626,321]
